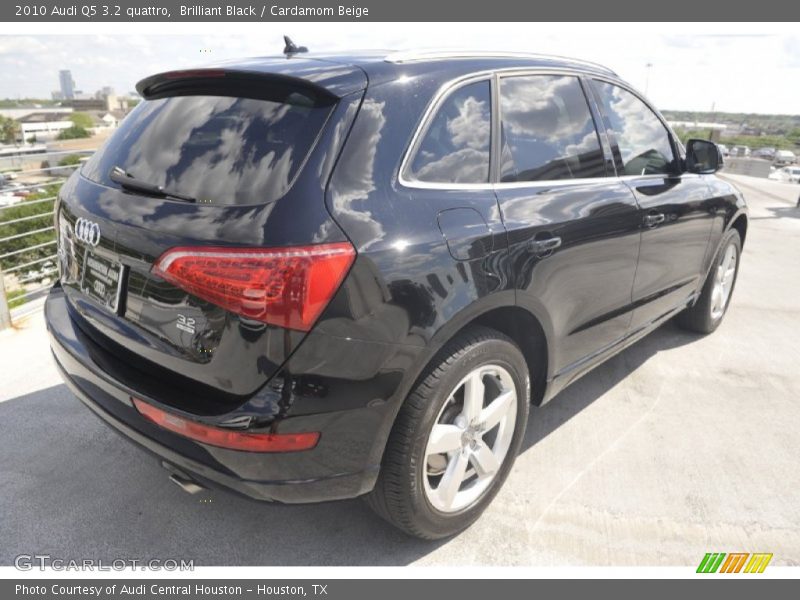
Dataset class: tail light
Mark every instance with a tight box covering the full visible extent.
[152,242,355,331]
[132,398,320,452]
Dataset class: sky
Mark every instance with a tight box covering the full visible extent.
[1,23,798,114]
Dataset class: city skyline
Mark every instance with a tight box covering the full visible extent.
[50,69,119,101]
[0,26,798,114]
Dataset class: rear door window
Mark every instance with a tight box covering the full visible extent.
[407,80,492,184]
[81,91,334,205]
[498,75,606,182]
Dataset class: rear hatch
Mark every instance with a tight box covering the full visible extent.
[56,64,364,414]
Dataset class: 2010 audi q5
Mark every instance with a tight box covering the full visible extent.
[47,50,747,539]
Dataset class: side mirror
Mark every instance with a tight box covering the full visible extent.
[686,139,722,174]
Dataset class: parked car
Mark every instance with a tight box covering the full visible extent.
[25,261,58,283]
[46,50,748,539]
[1,181,28,197]
[768,166,800,183]
[730,145,751,157]
[774,150,797,166]
[752,147,775,161]
[717,143,730,157]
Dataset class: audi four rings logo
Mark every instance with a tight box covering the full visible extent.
[74,218,101,247]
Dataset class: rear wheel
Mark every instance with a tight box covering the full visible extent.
[366,326,530,539]
[677,229,741,334]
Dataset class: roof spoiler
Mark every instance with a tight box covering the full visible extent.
[136,68,339,104]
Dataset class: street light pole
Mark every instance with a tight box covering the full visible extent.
[644,62,653,96]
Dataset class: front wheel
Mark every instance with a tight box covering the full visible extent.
[366,326,530,539]
[677,228,742,334]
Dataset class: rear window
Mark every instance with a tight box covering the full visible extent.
[82,92,333,205]
[407,80,492,184]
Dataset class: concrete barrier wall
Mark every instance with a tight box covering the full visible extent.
[723,158,772,178]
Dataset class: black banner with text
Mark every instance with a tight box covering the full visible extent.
[4,0,800,22]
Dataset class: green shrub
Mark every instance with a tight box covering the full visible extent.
[57,126,91,140]
[58,154,83,167]
[6,288,26,310]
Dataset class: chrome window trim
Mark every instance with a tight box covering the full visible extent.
[398,67,624,191]
[397,174,674,194]
[398,71,495,189]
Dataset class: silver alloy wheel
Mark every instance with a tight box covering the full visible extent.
[422,364,517,513]
[710,243,738,320]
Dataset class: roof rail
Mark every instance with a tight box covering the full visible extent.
[384,50,616,75]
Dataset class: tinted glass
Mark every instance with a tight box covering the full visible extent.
[409,80,491,184]
[592,81,675,176]
[82,93,333,205]
[498,75,605,183]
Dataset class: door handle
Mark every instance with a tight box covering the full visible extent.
[644,212,666,228]
[528,236,562,257]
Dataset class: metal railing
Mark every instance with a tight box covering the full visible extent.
[0,149,95,329]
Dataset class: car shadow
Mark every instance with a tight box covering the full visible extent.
[0,321,701,566]
[522,320,701,453]
[750,204,800,221]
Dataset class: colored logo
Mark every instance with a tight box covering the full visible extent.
[697,552,773,573]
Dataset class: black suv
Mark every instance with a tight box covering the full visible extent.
[47,50,747,539]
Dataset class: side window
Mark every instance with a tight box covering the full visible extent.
[592,80,676,176]
[498,75,605,182]
[408,80,491,184]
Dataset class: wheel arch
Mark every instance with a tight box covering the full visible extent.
[406,298,553,411]
[730,211,748,246]
[700,208,748,285]
[471,306,550,406]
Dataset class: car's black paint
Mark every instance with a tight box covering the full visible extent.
[47,52,748,502]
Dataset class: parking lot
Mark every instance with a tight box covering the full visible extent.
[1,173,799,566]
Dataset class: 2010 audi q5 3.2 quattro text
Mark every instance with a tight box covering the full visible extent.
[46,49,748,539]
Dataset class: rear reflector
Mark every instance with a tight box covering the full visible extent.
[152,242,355,331]
[132,398,320,452]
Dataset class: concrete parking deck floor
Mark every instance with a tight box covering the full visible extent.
[1,174,798,566]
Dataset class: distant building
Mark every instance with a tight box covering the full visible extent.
[0,106,73,120]
[96,86,115,99]
[17,112,74,143]
[83,109,128,133]
[65,94,129,113]
[59,70,75,100]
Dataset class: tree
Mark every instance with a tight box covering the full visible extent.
[57,125,91,140]
[0,115,20,144]
[0,184,61,272]
[68,112,94,129]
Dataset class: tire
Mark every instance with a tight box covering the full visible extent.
[366,326,530,539]
[676,228,742,334]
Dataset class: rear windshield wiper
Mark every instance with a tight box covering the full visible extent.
[109,166,196,203]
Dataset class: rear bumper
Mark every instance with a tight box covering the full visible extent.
[45,286,381,503]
